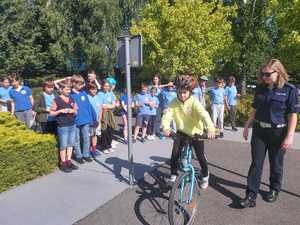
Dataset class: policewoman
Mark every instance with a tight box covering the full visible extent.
[240,58,300,208]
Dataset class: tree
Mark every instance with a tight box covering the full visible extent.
[131,0,236,79]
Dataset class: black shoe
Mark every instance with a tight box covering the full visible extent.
[74,157,85,164]
[240,195,256,208]
[67,160,79,170]
[219,132,224,138]
[141,137,146,143]
[83,157,93,162]
[232,127,238,131]
[59,162,72,173]
[266,190,279,203]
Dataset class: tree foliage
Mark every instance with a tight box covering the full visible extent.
[131,0,236,79]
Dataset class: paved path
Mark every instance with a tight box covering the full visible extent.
[0,126,299,225]
[76,140,300,225]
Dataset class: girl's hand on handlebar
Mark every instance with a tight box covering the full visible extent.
[164,130,171,137]
[207,131,215,139]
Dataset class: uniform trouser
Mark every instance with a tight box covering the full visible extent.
[15,109,33,128]
[246,125,286,199]
[211,104,224,131]
[99,126,113,150]
[154,108,162,135]
[229,105,237,128]
[147,115,156,135]
[170,133,208,177]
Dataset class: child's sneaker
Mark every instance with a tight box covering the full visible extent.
[151,135,156,141]
[59,162,72,173]
[103,149,110,154]
[67,160,79,170]
[141,137,146,143]
[199,174,209,190]
[109,148,115,153]
[170,175,177,182]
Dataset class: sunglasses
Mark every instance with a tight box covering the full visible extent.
[261,71,277,78]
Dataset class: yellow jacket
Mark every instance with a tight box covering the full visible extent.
[162,96,215,136]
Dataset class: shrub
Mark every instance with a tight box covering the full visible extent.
[0,113,58,193]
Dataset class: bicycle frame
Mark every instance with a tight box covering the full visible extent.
[179,144,196,203]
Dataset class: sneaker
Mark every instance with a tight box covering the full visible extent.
[141,137,146,143]
[90,151,100,158]
[151,135,156,141]
[67,160,79,170]
[108,148,115,153]
[74,157,85,164]
[200,174,209,189]
[219,132,224,138]
[170,175,177,182]
[146,136,152,141]
[124,139,128,144]
[59,162,72,173]
[83,157,93,162]
[103,149,110,154]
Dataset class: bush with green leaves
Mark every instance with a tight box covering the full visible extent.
[0,113,58,193]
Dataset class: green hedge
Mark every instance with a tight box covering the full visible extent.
[224,95,300,131]
[0,113,58,193]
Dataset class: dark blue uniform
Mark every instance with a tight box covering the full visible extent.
[246,83,300,199]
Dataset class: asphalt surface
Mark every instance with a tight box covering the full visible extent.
[75,140,300,225]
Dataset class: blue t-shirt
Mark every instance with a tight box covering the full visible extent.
[161,88,177,108]
[149,95,159,115]
[98,91,116,104]
[209,87,226,105]
[43,92,55,121]
[88,94,103,120]
[9,86,32,111]
[225,85,237,106]
[192,87,202,102]
[0,86,12,112]
[70,90,96,126]
[134,92,151,115]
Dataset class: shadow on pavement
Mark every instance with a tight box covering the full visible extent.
[209,162,300,200]
[134,165,171,225]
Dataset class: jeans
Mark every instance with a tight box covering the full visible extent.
[74,124,91,158]
[57,125,76,150]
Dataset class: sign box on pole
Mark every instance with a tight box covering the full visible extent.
[117,35,142,68]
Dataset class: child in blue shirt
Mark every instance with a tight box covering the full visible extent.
[0,77,12,112]
[209,77,226,138]
[97,80,117,154]
[225,76,240,131]
[9,75,34,128]
[87,82,103,157]
[133,83,151,143]
[70,75,97,163]
[147,87,159,140]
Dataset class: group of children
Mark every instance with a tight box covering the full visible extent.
[0,72,239,175]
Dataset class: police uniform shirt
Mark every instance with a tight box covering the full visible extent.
[252,83,300,125]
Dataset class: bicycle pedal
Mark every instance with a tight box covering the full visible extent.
[188,199,197,210]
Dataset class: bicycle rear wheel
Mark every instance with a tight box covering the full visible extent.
[168,172,199,225]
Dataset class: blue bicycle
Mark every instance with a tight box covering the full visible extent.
[168,132,213,225]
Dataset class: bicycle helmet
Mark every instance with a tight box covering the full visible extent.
[175,74,195,91]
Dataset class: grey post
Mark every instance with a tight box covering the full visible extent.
[125,36,134,185]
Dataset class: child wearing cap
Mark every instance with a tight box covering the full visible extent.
[209,77,226,138]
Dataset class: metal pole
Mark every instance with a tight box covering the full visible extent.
[125,36,134,185]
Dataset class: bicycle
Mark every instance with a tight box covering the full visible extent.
[168,132,216,225]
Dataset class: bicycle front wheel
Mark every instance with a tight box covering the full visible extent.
[168,172,199,225]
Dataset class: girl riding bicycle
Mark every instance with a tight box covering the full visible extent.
[162,74,215,189]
